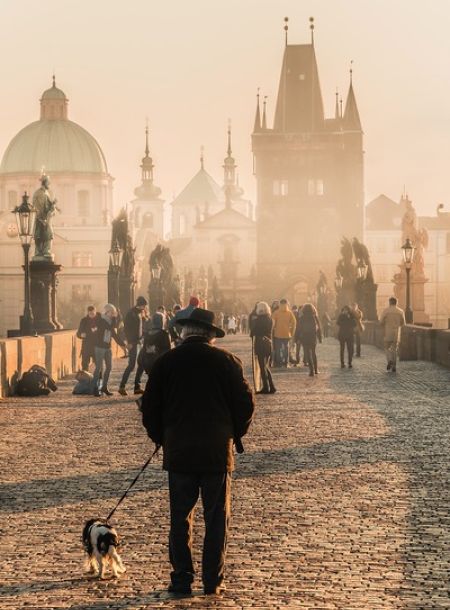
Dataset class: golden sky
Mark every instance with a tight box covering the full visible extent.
[0,0,449,219]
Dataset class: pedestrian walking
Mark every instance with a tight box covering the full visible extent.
[240,313,248,334]
[118,296,148,396]
[272,299,297,367]
[76,305,101,371]
[379,297,406,373]
[138,312,172,376]
[227,315,237,335]
[250,301,276,394]
[141,308,254,597]
[92,304,124,396]
[321,312,332,339]
[336,305,357,368]
[351,303,365,357]
[297,303,322,376]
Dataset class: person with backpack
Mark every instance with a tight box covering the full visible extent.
[138,312,172,376]
[296,303,322,376]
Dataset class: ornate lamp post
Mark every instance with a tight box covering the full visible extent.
[13,193,36,335]
[402,238,415,324]
[108,242,123,307]
[356,261,368,282]
[149,264,163,312]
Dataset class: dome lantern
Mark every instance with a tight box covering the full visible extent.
[40,75,68,120]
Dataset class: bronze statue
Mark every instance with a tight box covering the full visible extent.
[32,173,59,260]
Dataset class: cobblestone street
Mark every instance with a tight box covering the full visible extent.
[1,336,449,609]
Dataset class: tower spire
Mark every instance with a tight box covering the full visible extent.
[223,120,237,188]
[343,61,362,131]
[309,16,315,45]
[227,118,232,156]
[52,73,56,88]
[145,118,150,157]
[335,88,339,119]
[262,96,267,129]
[200,145,204,170]
[253,88,261,132]
[284,16,289,46]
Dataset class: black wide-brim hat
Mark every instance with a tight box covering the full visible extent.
[177,307,225,338]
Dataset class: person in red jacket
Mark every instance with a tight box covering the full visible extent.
[141,308,254,597]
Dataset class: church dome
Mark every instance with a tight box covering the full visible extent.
[0,78,108,175]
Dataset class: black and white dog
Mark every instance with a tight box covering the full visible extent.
[82,519,126,579]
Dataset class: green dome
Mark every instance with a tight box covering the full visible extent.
[0,119,108,174]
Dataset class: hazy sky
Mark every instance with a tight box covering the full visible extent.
[1,0,449,219]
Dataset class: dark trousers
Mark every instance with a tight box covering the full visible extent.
[339,337,354,365]
[81,346,96,371]
[120,344,143,388]
[354,332,361,357]
[257,352,275,392]
[168,471,231,589]
[303,341,318,374]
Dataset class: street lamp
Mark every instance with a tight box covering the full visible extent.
[108,242,123,307]
[357,261,368,281]
[402,238,415,323]
[151,264,162,281]
[13,192,36,335]
[334,274,343,291]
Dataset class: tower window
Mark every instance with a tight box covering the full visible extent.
[308,179,324,196]
[72,252,93,267]
[274,180,288,197]
[78,190,90,217]
[142,212,154,228]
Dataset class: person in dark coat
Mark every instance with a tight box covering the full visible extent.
[297,303,322,376]
[92,304,125,396]
[141,308,254,597]
[76,305,101,371]
[250,301,276,394]
[336,305,357,368]
[118,296,148,395]
[138,312,172,375]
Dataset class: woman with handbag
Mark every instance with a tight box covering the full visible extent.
[250,301,276,395]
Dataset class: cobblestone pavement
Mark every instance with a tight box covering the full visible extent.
[1,337,449,610]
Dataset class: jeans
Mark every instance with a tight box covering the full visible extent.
[339,337,354,365]
[168,471,231,590]
[257,352,275,392]
[120,344,143,388]
[278,338,289,367]
[93,347,112,389]
[81,346,96,371]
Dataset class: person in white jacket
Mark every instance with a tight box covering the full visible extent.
[379,297,406,372]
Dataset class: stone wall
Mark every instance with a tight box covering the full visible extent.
[361,321,450,368]
[0,330,81,398]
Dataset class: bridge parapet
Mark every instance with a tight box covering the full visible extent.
[362,321,450,368]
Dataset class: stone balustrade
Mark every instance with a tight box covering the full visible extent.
[361,321,450,368]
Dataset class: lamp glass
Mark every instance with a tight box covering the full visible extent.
[152,265,161,280]
[402,239,415,265]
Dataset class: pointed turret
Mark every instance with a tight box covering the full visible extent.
[273,21,324,133]
[343,67,362,131]
[223,121,236,187]
[262,96,267,130]
[335,89,340,119]
[253,91,261,133]
[134,125,161,199]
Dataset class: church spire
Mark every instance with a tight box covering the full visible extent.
[141,123,154,183]
[335,88,340,119]
[253,89,261,133]
[134,124,162,200]
[343,62,362,131]
[262,96,267,130]
[223,120,237,188]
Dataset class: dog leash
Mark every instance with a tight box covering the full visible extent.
[106,445,160,523]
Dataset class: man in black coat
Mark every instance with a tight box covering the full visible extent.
[76,305,101,371]
[118,296,148,395]
[141,308,254,597]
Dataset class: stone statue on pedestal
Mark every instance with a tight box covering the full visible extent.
[32,173,59,261]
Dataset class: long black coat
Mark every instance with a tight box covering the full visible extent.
[250,314,273,356]
[141,336,255,473]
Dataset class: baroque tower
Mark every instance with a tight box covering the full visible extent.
[252,19,364,300]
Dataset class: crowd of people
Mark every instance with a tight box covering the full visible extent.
[73,293,405,597]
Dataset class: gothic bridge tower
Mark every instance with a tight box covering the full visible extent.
[252,18,364,301]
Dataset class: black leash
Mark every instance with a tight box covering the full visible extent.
[106,445,160,523]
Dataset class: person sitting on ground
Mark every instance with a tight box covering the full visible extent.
[336,305,357,368]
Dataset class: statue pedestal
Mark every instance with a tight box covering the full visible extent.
[393,268,430,325]
[30,260,63,333]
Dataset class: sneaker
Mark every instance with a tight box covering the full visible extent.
[93,388,101,397]
[309,371,314,377]
[167,584,191,596]
[101,387,113,396]
[133,387,144,395]
[348,363,353,368]
[118,387,127,396]
[387,361,393,371]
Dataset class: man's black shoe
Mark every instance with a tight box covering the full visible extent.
[167,584,191,596]
[387,361,393,371]
[204,584,226,595]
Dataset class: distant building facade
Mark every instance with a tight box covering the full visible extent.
[252,26,364,301]
[365,194,450,328]
[0,79,114,334]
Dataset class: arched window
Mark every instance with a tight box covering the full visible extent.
[77,190,90,217]
[142,212,154,228]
